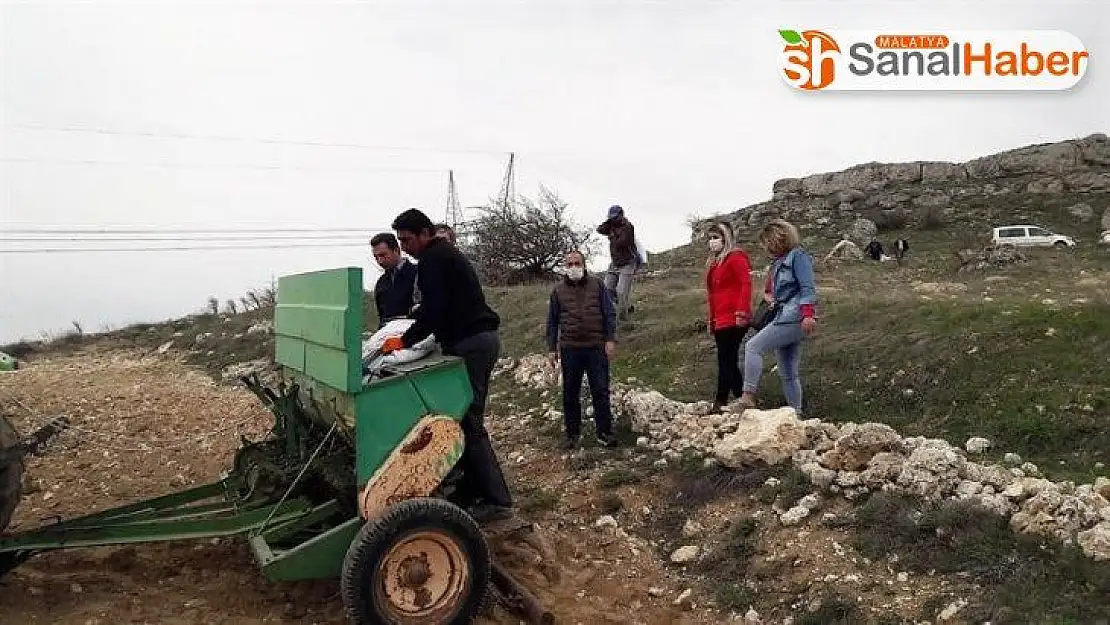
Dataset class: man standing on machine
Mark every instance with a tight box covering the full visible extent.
[379,208,514,524]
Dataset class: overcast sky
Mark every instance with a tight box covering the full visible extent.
[1,0,1107,343]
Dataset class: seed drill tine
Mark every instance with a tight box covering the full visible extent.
[0,415,70,464]
[254,419,338,536]
[240,373,278,408]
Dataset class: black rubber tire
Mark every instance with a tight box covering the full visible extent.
[0,414,24,535]
[1054,240,1068,249]
[341,497,491,625]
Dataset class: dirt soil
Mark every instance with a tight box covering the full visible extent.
[0,347,702,625]
[0,345,1011,625]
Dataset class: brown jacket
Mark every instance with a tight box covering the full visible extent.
[546,274,617,350]
[597,216,637,267]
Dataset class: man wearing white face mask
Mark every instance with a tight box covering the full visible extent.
[545,250,619,449]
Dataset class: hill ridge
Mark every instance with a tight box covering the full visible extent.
[694,132,1110,245]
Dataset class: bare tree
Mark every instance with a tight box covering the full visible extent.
[225,299,239,315]
[206,296,219,315]
[468,185,596,285]
[255,286,276,307]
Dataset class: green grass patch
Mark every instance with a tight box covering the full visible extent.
[755,466,813,509]
[794,595,865,625]
[852,492,1110,623]
[518,488,559,514]
[696,517,761,611]
[597,467,643,489]
[484,250,1110,481]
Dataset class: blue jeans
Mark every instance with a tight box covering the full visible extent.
[742,322,807,413]
[559,346,614,439]
[603,263,636,318]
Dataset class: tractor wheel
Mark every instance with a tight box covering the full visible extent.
[0,414,24,535]
[341,497,491,625]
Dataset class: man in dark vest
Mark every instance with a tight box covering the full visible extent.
[545,250,619,450]
[370,232,418,328]
[379,208,514,524]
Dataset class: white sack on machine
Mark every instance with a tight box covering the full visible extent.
[361,318,438,381]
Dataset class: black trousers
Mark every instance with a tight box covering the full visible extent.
[713,326,745,405]
[559,345,615,439]
[442,330,513,508]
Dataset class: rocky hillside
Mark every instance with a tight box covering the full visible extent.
[5,131,1110,622]
[695,133,1110,245]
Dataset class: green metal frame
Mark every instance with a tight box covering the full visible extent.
[247,266,474,580]
[0,481,312,551]
[0,266,476,585]
[268,266,472,487]
[274,266,364,393]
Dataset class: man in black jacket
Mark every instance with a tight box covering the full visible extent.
[380,208,513,523]
[370,232,418,328]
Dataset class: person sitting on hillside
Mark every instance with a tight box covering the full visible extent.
[864,239,884,261]
[597,205,638,320]
[369,232,418,328]
[893,237,909,264]
[545,250,619,450]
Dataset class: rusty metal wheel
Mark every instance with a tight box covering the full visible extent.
[0,414,23,535]
[341,497,490,624]
[375,530,469,619]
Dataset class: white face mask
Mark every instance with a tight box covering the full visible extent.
[708,238,724,253]
[566,267,585,281]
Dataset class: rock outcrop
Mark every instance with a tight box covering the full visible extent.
[714,407,807,468]
[692,133,1110,243]
[500,355,1110,563]
[955,245,1028,272]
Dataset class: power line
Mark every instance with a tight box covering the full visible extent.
[0,156,446,174]
[6,123,511,157]
[0,241,373,254]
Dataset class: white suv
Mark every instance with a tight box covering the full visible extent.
[991,225,1076,248]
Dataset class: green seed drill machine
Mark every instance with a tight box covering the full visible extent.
[0,266,552,625]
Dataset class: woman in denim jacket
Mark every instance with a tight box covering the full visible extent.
[738,219,818,414]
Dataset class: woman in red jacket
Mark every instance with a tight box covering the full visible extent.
[705,221,752,411]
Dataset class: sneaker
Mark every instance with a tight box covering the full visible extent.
[596,432,618,448]
[468,503,514,524]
